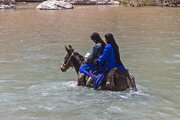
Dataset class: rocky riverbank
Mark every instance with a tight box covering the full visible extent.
[15,0,120,5]
[118,0,180,7]
[0,0,14,9]
[1,0,180,8]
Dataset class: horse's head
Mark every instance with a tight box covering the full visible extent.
[60,45,84,73]
[60,45,75,72]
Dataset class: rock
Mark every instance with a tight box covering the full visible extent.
[69,0,119,5]
[112,1,120,5]
[0,0,14,9]
[36,0,73,10]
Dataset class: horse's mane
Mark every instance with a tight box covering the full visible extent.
[72,51,84,74]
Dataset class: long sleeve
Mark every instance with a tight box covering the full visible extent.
[97,45,110,65]
[87,45,98,64]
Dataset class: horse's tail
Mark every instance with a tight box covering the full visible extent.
[127,70,137,92]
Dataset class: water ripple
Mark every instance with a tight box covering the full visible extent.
[38,105,53,111]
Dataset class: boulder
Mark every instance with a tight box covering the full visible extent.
[0,0,14,9]
[112,1,120,5]
[36,0,73,10]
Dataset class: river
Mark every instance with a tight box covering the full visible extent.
[0,3,180,120]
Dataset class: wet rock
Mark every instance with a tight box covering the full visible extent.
[0,0,14,9]
[35,0,119,5]
[36,0,73,10]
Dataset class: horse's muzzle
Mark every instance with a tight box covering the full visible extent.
[60,65,67,72]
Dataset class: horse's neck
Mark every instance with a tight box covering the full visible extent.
[74,65,80,74]
[73,60,83,75]
[72,53,84,74]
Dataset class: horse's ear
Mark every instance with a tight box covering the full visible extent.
[68,45,74,51]
[65,46,70,53]
[69,45,72,48]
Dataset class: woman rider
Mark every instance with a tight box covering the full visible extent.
[79,32,106,81]
[97,33,125,70]
[97,33,137,91]
[90,33,125,88]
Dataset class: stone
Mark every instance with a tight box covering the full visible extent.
[112,1,120,5]
[0,0,14,9]
[36,0,73,10]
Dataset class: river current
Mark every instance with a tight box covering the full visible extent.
[0,3,180,120]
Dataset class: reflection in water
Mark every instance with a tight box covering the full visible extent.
[0,4,180,120]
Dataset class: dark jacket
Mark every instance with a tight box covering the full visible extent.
[87,44,103,64]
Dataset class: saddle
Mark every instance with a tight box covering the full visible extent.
[77,67,135,91]
[102,67,132,91]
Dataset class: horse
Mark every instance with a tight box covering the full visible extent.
[60,45,137,91]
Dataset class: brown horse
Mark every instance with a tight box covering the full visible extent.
[60,45,137,91]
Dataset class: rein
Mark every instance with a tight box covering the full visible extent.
[63,52,74,68]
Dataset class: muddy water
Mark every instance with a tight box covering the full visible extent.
[0,4,180,120]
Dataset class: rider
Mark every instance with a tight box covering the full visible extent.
[97,33,125,70]
[79,32,106,81]
[95,33,125,87]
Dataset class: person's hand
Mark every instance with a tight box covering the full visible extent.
[94,59,97,62]
[106,81,110,86]
[85,58,87,62]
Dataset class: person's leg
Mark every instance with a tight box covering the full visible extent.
[79,63,91,76]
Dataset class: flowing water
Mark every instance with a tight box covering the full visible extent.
[0,3,180,120]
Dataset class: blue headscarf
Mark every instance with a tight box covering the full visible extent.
[105,33,123,66]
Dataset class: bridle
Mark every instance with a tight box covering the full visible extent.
[62,52,74,68]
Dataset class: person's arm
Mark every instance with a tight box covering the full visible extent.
[87,45,98,64]
[97,45,110,65]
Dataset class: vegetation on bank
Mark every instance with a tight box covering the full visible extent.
[118,0,180,6]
